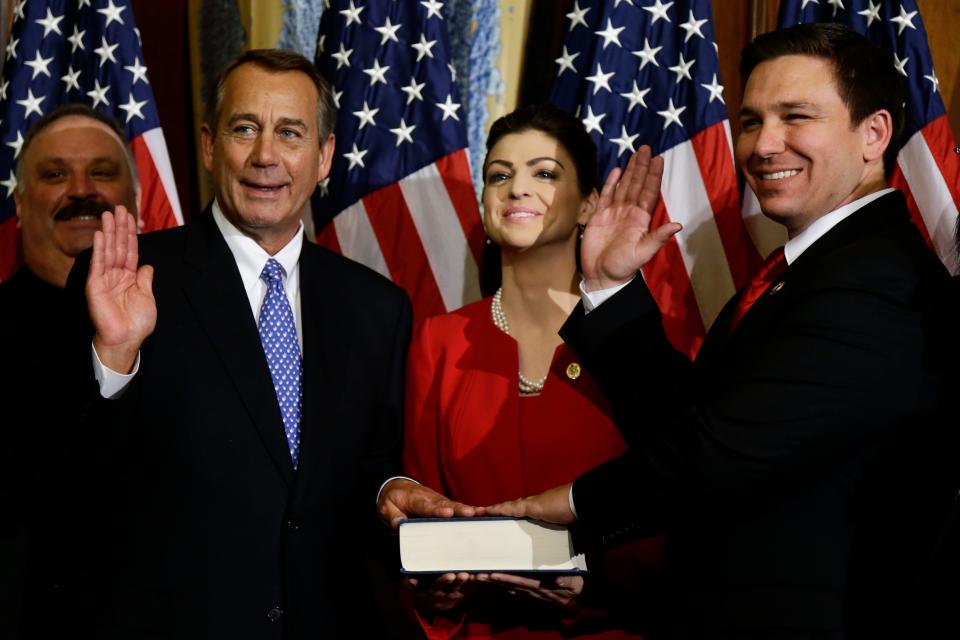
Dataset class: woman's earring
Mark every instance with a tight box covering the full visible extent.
[578,224,586,240]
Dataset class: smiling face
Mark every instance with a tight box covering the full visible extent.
[201,63,334,254]
[482,129,594,252]
[736,54,888,237]
[15,115,137,286]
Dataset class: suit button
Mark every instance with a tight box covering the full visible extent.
[267,606,283,622]
[286,519,301,532]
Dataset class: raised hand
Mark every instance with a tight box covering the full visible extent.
[86,208,156,373]
[580,146,682,291]
[377,478,478,529]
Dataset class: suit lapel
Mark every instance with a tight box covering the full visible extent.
[182,212,295,486]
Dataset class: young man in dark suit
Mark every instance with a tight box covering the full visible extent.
[485,23,958,639]
[46,49,456,639]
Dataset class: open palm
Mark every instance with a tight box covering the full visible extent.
[86,208,156,372]
[580,146,681,291]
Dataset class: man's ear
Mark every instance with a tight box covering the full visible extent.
[318,133,335,182]
[861,109,892,165]
[13,189,22,229]
[200,124,215,173]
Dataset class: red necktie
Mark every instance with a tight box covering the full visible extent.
[729,247,787,332]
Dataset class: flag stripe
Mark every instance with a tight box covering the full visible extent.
[364,181,447,320]
[130,136,178,232]
[399,161,481,311]
[330,199,392,280]
[141,127,184,224]
[643,199,706,358]
[661,139,736,331]
[689,121,762,287]
[435,149,486,262]
[0,218,19,282]
[897,129,958,268]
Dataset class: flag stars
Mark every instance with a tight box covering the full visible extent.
[700,73,724,104]
[124,57,149,85]
[924,69,940,94]
[668,52,694,83]
[333,90,343,109]
[555,45,579,76]
[632,38,662,69]
[5,36,19,61]
[893,52,909,77]
[352,101,379,129]
[340,0,364,26]
[97,0,126,27]
[12,0,25,21]
[344,143,368,169]
[16,89,44,118]
[858,0,881,27]
[581,105,606,135]
[586,63,614,94]
[826,0,844,16]
[119,94,147,122]
[401,78,425,104]
[363,59,390,85]
[94,36,119,66]
[436,94,461,121]
[68,25,86,52]
[801,0,819,8]
[447,63,457,81]
[35,8,64,37]
[679,10,708,42]
[1,171,17,199]
[6,131,23,158]
[610,126,639,157]
[411,34,437,61]
[332,43,352,69]
[890,5,917,35]
[421,0,444,20]
[374,17,401,45]
[86,79,111,108]
[566,0,589,30]
[657,98,686,130]
[61,65,82,92]
[620,81,651,112]
[0,80,8,101]
[595,19,625,49]
[24,50,54,79]
[390,118,416,146]
[643,0,673,25]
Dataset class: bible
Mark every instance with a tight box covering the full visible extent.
[399,517,587,574]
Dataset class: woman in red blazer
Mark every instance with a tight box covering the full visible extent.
[403,104,662,640]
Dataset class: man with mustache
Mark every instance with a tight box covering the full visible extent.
[0,103,139,639]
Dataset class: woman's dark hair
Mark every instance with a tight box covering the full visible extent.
[480,103,599,295]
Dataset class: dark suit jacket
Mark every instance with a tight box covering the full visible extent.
[560,192,958,639]
[38,209,412,639]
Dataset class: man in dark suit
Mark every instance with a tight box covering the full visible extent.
[485,23,958,639]
[43,49,455,639]
[1,104,140,640]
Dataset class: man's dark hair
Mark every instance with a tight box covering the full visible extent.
[484,103,600,196]
[203,48,337,141]
[740,22,906,178]
[15,103,138,191]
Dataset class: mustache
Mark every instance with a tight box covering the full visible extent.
[53,200,114,221]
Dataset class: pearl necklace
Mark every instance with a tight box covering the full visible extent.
[491,287,547,395]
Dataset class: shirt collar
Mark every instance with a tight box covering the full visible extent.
[783,188,894,265]
[211,200,303,287]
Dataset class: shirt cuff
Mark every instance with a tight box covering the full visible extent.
[92,342,140,399]
[568,485,578,520]
[580,277,634,314]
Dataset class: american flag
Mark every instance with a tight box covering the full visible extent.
[312,0,484,324]
[778,0,960,272]
[551,0,762,358]
[0,0,183,282]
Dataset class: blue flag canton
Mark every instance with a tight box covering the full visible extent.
[550,0,729,173]
[778,0,945,139]
[0,0,159,222]
[313,0,469,222]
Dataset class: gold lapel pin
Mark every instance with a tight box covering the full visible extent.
[566,362,581,380]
